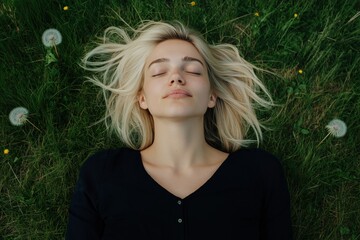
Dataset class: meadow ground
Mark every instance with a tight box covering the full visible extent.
[0,0,359,239]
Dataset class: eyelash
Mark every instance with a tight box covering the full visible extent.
[187,72,201,75]
[152,73,165,77]
[151,72,201,77]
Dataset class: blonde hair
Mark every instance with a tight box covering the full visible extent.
[82,20,273,152]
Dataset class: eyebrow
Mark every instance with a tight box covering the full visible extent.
[148,56,204,69]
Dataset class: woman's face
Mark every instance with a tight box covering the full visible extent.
[139,39,216,120]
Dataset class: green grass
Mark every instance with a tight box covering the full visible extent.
[1,0,359,239]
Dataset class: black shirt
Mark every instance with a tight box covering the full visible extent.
[66,147,292,240]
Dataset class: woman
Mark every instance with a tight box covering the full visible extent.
[66,20,292,239]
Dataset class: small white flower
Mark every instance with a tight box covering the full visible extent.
[326,119,347,138]
[42,28,62,47]
[9,107,29,126]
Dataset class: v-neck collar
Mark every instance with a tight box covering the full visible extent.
[136,150,233,200]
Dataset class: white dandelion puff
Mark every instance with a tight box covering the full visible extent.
[9,107,29,126]
[326,119,347,138]
[317,118,347,147]
[42,28,62,47]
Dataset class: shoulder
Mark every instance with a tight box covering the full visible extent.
[79,147,139,181]
[228,148,290,196]
[230,148,281,165]
[228,148,285,178]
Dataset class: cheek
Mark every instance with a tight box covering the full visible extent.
[195,81,214,106]
[141,83,163,108]
[143,83,161,98]
[195,79,211,94]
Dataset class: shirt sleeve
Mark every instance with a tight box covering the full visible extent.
[65,152,106,240]
[258,150,293,240]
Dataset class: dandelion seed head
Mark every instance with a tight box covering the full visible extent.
[42,28,62,47]
[9,107,29,126]
[326,119,347,138]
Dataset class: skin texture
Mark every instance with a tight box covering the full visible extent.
[138,40,228,199]
[139,39,216,120]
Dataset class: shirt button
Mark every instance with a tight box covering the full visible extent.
[177,200,182,205]
[178,218,183,223]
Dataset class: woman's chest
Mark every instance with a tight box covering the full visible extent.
[98,177,263,240]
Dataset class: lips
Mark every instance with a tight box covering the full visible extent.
[163,89,192,98]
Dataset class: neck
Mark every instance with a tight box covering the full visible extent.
[144,117,211,168]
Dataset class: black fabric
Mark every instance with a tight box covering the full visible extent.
[66,147,292,240]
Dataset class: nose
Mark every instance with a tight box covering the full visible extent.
[169,69,185,85]
[170,78,185,85]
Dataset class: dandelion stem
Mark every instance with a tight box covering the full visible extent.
[26,119,42,132]
[317,132,331,147]
[53,42,59,58]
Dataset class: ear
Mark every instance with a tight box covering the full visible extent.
[207,93,217,108]
[138,92,148,109]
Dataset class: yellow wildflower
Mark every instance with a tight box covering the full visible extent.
[63,6,69,11]
[4,149,9,155]
[254,12,260,17]
[298,69,303,74]
[294,13,299,18]
[190,1,196,6]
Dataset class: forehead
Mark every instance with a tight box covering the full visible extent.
[146,39,204,64]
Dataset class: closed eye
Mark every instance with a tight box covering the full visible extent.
[152,72,166,77]
[186,71,201,75]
